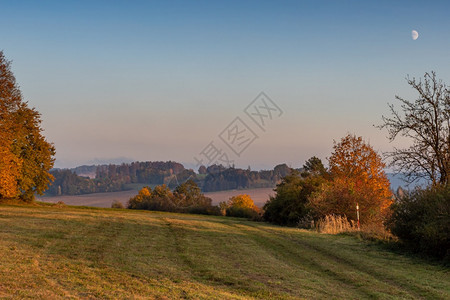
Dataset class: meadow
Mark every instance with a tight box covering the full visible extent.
[0,204,448,299]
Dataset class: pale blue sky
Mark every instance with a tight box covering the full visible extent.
[1,0,449,169]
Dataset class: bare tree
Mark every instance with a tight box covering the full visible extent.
[379,71,449,186]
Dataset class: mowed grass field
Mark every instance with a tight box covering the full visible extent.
[0,204,448,299]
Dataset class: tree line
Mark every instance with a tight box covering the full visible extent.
[47,161,195,195]
[47,162,292,196]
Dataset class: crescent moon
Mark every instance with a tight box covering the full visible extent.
[412,30,419,40]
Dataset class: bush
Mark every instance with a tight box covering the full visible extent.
[111,200,124,209]
[55,201,66,208]
[127,183,221,216]
[387,184,450,260]
[226,206,261,220]
[186,205,222,216]
[224,194,261,220]
[127,185,176,211]
[308,178,392,226]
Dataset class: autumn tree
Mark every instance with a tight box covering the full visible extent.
[379,71,449,186]
[13,103,56,200]
[127,186,152,209]
[309,135,392,224]
[228,194,257,210]
[225,194,260,219]
[0,51,55,201]
[0,140,22,198]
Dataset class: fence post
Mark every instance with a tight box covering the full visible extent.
[356,203,360,230]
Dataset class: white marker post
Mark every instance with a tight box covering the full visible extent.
[356,203,360,230]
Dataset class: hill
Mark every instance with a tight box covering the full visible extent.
[0,204,448,299]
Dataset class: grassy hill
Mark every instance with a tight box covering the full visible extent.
[0,204,448,299]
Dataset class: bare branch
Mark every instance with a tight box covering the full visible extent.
[378,71,450,186]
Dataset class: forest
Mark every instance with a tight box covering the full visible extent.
[46,162,292,195]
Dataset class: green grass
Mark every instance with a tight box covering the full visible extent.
[0,204,448,299]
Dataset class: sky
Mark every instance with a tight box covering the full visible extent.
[1,0,449,170]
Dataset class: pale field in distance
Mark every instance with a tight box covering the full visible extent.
[38,188,275,208]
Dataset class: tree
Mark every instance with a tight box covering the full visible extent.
[228,194,257,210]
[309,135,392,224]
[379,71,449,186]
[302,156,327,177]
[226,194,260,219]
[0,144,22,198]
[198,165,207,174]
[13,103,56,200]
[0,51,55,201]
[173,179,211,208]
[273,163,291,178]
[263,169,325,226]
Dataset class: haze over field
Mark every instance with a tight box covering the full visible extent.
[38,173,416,209]
[38,187,275,208]
[1,1,449,170]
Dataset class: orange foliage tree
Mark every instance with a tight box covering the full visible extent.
[228,194,257,210]
[0,143,22,198]
[309,134,392,224]
[0,51,55,201]
[224,194,260,218]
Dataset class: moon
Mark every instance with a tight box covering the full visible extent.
[411,30,419,40]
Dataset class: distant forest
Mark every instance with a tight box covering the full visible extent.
[46,162,292,196]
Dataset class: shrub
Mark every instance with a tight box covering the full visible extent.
[187,205,222,216]
[111,200,124,209]
[55,201,66,207]
[226,206,261,220]
[387,184,450,260]
[127,185,175,211]
[308,178,392,226]
[225,194,261,220]
[127,183,221,216]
